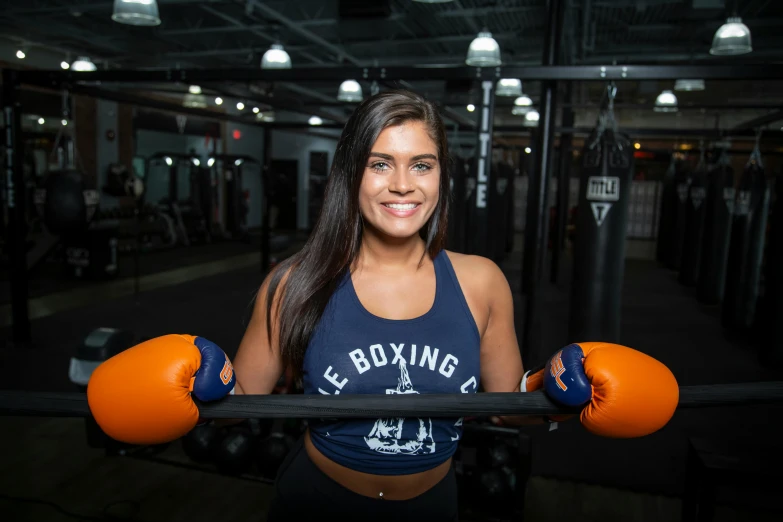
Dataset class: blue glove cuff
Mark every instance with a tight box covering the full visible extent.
[543,344,592,407]
[192,336,236,402]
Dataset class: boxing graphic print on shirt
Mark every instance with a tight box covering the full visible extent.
[364,359,434,455]
[312,341,479,457]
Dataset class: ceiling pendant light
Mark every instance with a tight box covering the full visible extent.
[337,80,363,102]
[674,79,705,92]
[111,0,161,27]
[511,94,533,116]
[71,57,97,71]
[654,90,678,112]
[308,116,323,126]
[496,79,522,97]
[465,30,501,67]
[524,110,540,126]
[710,17,752,55]
[261,43,292,69]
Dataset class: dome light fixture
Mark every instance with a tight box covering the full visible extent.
[60,61,70,70]
[71,57,97,71]
[215,97,223,106]
[710,17,752,56]
[467,104,475,112]
[523,110,540,126]
[337,80,363,102]
[465,30,501,67]
[261,43,292,69]
[16,50,26,59]
[496,79,522,97]
[111,0,161,27]
[308,116,323,126]
[654,90,678,112]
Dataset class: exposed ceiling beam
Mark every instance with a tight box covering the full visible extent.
[4,0,222,15]
[733,109,783,131]
[248,0,364,66]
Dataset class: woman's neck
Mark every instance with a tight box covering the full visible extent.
[355,228,429,272]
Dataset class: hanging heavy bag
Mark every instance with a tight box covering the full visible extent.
[722,148,770,331]
[569,124,634,343]
[655,155,677,265]
[678,151,709,287]
[696,150,735,305]
[666,160,693,271]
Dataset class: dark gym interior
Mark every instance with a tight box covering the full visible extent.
[2,1,783,521]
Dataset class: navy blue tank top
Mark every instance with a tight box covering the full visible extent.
[302,250,481,475]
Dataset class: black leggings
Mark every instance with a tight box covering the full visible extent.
[266,436,459,522]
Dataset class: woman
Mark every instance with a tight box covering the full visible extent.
[232,89,531,520]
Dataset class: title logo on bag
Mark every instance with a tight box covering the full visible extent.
[586,176,619,227]
[690,187,706,210]
[586,176,620,201]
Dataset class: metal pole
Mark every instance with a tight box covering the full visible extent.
[522,0,565,364]
[261,127,271,273]
[2,69,31,345]
[551,83,575,283]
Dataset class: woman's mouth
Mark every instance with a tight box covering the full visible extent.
[381,202,421,217]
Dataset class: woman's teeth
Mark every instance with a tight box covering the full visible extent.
[384,203,417,210]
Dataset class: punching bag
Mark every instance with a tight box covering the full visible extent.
[655,155,677,264]
[722,149,770,330]
[679,152,709,286]
[569,127,634,343]
[696,150,735,305]
[666,160,693,270]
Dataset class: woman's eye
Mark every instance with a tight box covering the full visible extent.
[370,162,389,172]
[413,163,432,172]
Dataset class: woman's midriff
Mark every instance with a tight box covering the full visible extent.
[303,430,451,500]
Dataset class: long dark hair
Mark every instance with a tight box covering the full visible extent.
[265,89,451,377]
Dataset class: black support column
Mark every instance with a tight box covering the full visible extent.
[521,0,566,364]
[261,128,272,274]
[2,69,31,345]
[550,83,575,283]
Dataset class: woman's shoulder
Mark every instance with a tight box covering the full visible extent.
[443,250,507,291]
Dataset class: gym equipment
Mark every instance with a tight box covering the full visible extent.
[569,85,634,343]
[722,144,770,331]
[67,328,138,452]
[696,149,735,305]
[103,163,145,200]
[182,423,222,463]
[209,154,262,241]
[214,426,256,476]
[679,149,709,287]
[257,432,294,479]
[147,152,213,247]
[667,159,693,271]
[656,154,678,265]
[34,169,99,237]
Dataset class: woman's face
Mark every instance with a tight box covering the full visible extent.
[358,120,441,240]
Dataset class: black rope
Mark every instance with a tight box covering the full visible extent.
[1,382,782,419]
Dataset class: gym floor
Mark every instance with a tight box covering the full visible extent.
[1,235,782,522]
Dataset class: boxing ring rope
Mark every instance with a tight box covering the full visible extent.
[1,382,782,419]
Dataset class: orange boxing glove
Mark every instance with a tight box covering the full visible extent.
[87,334,235,445]
[525,342,679,437]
